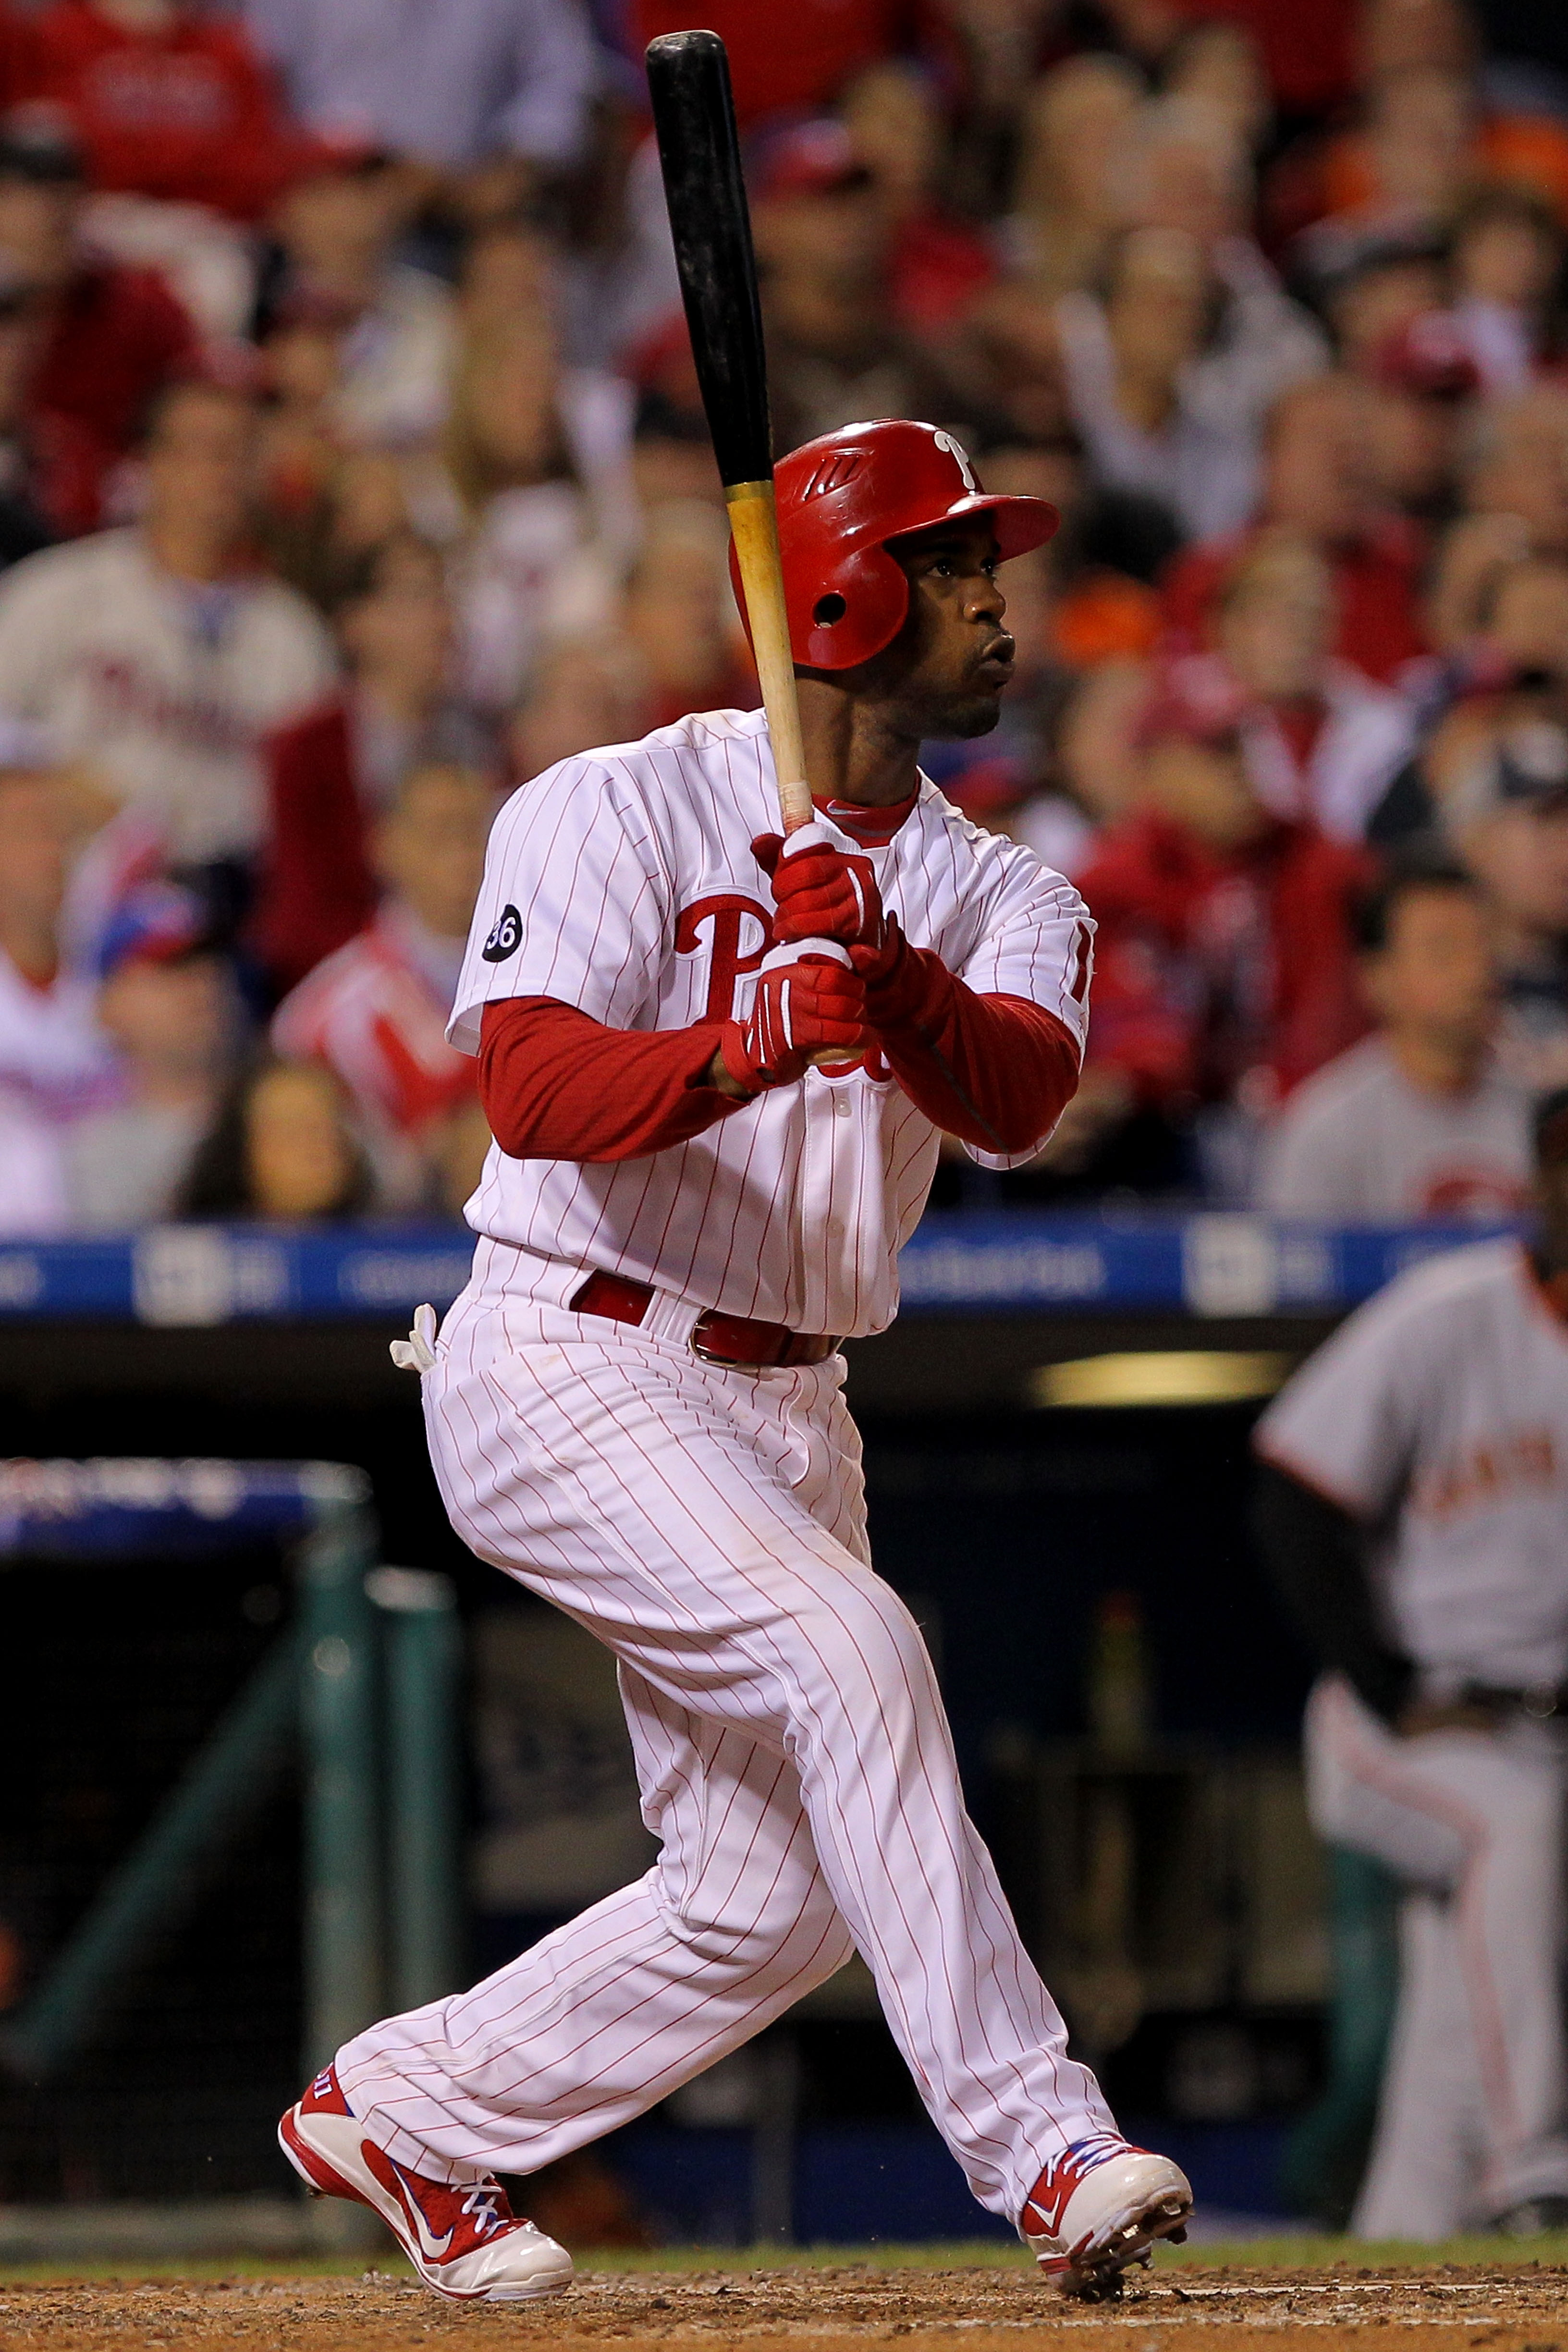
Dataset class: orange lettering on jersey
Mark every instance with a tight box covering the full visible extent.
[1413,1428,1559,1520]
[1518,1430,1556,1479]
[674,895,770,1022]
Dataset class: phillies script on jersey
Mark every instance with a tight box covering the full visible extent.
[448,705,1093,1339]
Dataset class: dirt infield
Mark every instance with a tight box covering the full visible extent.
[5,2257,1568,2352]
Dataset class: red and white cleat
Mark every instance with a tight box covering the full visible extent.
[1020,2133,1192,2300]
[278,2065,573,2303]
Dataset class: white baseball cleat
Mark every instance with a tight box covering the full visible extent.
[278,2065,574,2303]
[1020,2132,1193,2300]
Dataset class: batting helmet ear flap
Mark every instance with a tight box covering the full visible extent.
[799,539,912,669]
[728,508,911,671]
[732,418,1058,674]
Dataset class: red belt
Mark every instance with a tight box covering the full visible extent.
[570,1270,839,1369]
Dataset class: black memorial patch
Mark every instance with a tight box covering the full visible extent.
[482,905,523,962]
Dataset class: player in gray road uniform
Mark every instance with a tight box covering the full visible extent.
[1255,1089,1568,2240]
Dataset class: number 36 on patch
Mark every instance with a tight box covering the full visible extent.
[482,905,523,962]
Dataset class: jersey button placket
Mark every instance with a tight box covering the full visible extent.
[798,1075,846,1333]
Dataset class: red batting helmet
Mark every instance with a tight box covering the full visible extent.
[736,419,1059,672]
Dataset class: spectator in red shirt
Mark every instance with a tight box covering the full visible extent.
[271,759,495,1212]
[1074,660,1371,1192]
[1218,533,1414,837]
[0,106,200,468]
[1161,373,1431,683]
[14,0,318,223]
[253,531,475,995]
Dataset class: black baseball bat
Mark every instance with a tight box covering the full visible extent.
[645,30,811,829]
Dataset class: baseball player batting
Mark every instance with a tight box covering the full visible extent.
[277,29,1191,2300]
[1255,1090,1568,2238]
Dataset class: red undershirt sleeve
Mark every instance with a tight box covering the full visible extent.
[478,961,1079,1167]
[478,997,745,1162]
[866,944,1082,1156]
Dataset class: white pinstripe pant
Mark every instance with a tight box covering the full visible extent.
[335,1267,1114,2222]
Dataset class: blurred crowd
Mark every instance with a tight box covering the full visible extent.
[3,0,1568,1229]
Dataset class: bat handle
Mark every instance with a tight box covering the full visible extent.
[725,481,813,834]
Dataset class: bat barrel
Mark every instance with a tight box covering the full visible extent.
[645,30,772,492]
[647,29,811,832]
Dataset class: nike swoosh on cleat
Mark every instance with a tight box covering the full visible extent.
[388,2162,455,2260]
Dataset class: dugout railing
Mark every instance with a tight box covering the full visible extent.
[0,1458,461,2103]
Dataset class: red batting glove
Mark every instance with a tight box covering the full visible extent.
[752,825,890,956]
[719,952,868,1093]
[848,920,930,1025]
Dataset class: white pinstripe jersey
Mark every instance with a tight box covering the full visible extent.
[449,705,1093,1339]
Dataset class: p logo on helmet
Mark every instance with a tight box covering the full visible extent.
[930,429,979,493]
[730,418,1058,674]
